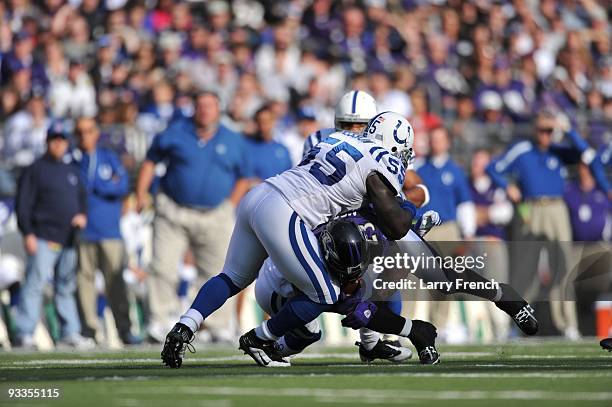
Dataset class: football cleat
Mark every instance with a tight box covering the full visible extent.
[357,339,412,363]
[600,337,612,352]
[161,323,195,368]
[495,283,538,336]
[238,329,291,367]
[407,320,440,365]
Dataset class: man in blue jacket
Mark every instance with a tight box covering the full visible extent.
[14,120,91,349]
[72,117,136,345]
[486,110,609,339]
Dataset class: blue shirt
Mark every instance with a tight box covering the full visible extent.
[146,119,253,208]
[486,130,610,198]
[16,155,87,246]
[415,156,472,222]
[247,138,292,180]
[72,148,129,241]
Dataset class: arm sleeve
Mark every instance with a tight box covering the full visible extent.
[236,136,254,178]
[15,167,36,235]
[486,157,511,189]
[556,129,610,192]
[78,176,88,214]
[92,152,130,199]
[145,131,167,163]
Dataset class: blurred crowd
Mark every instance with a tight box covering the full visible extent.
[0,0,610,349]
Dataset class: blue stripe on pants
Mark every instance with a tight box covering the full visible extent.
[299,220,337,303]
[288,212,326,303]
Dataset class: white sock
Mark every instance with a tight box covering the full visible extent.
[399,318,413,337]
[277,336,299,357]
[255,320,279,341]
[359,328,381,350]
[179,308,203,334]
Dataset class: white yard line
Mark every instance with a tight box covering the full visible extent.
[122,386,612,402]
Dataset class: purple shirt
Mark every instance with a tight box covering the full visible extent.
[564,182,610,241]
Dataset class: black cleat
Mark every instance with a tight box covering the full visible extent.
[357,339,412,363]
[495,283,538,336]
[407,320,440,365]
[238,329,290,367]
[601,338,612,352]
[161,323,195,368]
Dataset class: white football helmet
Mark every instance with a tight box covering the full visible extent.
[334,90,378,128]
[363,111,414,168]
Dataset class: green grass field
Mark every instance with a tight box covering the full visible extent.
[1,340,611,407]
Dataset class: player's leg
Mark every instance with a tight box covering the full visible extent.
[238,187,340,366]
[400,230,538,335]
[162,186,269,368]
[357,292,412,363]
[254,259,322,359]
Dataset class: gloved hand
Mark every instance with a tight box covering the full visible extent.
[415,210,442,237]
[341,301,378,329]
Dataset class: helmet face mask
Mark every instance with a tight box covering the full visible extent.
[319,220,370,286]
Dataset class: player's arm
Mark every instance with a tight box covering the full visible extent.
[403,170,428,207]
[365,172,415,240]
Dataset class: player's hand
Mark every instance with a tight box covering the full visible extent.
[416,210,442,237]
[556,112,571,133]
[135,193,149,213]
[506,184,522,203]
[341,301,378,329]
[24,234,38,255]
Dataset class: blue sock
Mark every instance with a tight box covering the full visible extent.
[266,294,333,338]
[190,273,241,320]
[388,291,402,315]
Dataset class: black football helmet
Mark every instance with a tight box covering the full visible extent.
[318,219,370,285]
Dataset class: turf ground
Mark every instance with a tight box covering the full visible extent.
[1,339,611,407]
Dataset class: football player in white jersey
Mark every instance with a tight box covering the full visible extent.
[161,111,418,368]
[300,90,431,361]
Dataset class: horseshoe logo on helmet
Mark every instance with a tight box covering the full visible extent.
[393,119,407,145]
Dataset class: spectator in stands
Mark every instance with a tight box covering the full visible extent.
[14,121,91,349]
[469,149,513,340]
[564,162,610,242]
[281,106,320,166]
[1,95,50,172]
[136,91,253,342]
[72,117,137,345]
[48,59,97,118]
[247,104,292,181]
[470,149,513,241]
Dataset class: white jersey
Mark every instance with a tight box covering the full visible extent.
[267,131,406,229]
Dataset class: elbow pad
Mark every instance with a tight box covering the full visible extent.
[414,184,430,207]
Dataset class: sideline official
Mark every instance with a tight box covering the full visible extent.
[136,91,253,341]
[14,121,91,349]
[72,117,136,345]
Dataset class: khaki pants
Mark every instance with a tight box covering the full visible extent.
[78,239,130,338]
[523,198,578,335]
[147,193,236,334]
[412,222,462,330]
